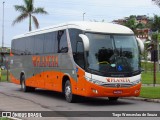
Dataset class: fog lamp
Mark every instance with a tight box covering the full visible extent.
[92,89,98,94]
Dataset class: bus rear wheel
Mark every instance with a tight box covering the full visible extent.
[108,97,119,101]
[64,80,76,103]
[21,75,35,92]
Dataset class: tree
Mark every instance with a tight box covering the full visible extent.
[149,15,160,54]
[136,22,145,29]
[124,17,137,32]
[12,0,48,31]
[151,15,160,32]
[152,0,160,8]
[146,17,153,29]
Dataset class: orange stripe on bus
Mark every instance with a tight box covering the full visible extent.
[16,71,77,93]
[10,74,20,85]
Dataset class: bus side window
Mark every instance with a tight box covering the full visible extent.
[25,36,34,55]
[57,30,68,53]
[76,41,85,69]
[34,34,44,55]
[68,29,83,61]
[13,38,26,55]
[44,32,56,54]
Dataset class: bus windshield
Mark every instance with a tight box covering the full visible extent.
[86,33,140,77]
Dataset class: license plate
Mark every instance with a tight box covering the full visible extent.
[113,90,122,94]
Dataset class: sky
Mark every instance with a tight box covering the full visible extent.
[0,0,160,47]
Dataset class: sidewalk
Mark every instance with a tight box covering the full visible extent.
[122,97,160,103]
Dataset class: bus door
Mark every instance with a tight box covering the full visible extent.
[76,41,86,95]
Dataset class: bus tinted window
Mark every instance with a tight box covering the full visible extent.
[76,41,85,69]
[44,32,56,54]
[34,34,44,54]
[25,36,34,55]
[57,30,68,53]
[68,29,83,61]
[13,38,26,55]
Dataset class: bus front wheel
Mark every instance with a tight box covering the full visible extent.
[64,80,76,103]
[21,75,35,92]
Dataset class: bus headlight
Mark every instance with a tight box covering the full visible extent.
[85,76,105,85]
[132,79,141,85]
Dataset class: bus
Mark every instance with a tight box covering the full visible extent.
[10,21,144,103]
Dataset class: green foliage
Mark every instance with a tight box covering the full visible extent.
[140,87,160,99]
[13,0,48,31]
[129,15,136,19]
[0,70,9,82]
[124,18,137,31]
[152,0,160,11]
[136,22,145,29]
[123,15,146,34]
[0,47,10,53]
[151,33,158,41]
[151,15,160,32]
[0,118,10,120]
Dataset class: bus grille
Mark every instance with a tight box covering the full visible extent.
[101,83,134,88]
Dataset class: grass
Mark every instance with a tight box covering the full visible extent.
[141,71,160,84]
[0,118,10,120]
[141,61,154,71]
[140,87,160,99]
[0,70,9,82]
[141,61,160,84]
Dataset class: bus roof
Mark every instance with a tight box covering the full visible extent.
[13,21,134,39]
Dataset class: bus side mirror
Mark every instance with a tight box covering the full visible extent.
[136,37,144,54]
[79,34,89,51]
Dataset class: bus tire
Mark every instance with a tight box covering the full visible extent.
[108,97,119,101]
[21,75,35,92]
[64,80,76,103]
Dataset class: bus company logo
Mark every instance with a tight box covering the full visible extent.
[115,84,121,88]
[106,78,130,83]
[32,55,58,67]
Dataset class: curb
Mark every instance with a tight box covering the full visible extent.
[121,97,160,103]
[142,84,160,87]
[8,117,22,120]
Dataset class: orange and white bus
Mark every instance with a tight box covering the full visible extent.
[10,21,144,102]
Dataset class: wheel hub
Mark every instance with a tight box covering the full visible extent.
[65,86,71,98]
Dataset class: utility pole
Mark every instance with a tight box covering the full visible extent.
[157,33,160,72]
[2,1,5,51]
[83,12,86,21]
[151,38,157,87]
[158,43,160,71]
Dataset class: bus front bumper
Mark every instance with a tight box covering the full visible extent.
[84,82,141,97]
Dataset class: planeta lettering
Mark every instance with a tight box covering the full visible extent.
[106,78,130,83]
[32,55,58,67]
